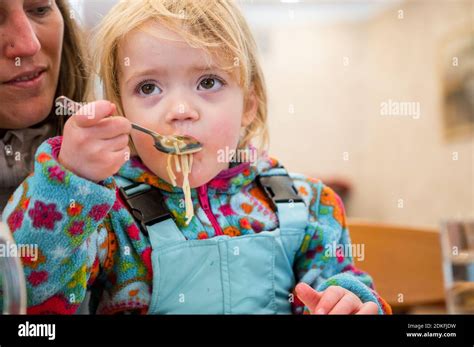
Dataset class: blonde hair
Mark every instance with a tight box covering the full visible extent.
[93,0,269,153]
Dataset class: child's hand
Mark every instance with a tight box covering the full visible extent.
[295,282,378,314]
[58,100,132,182]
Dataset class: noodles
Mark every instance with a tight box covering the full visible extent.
[162,136,195,224]
[166,149,194,225]
[174,155,181,172]
[180,154,193,225]
[166,154,177,186]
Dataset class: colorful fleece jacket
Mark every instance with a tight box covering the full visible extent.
[1,136,392,315]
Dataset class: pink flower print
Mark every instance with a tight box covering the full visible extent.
[88,204,110,222]
[127,223,140,240]
[28,271,48,287]
[209,178,229,190]
[251,220,263,233]
[218,204,235,217]
[47,136,62,149]
[28,201,63,230]
[48,165,66,183]
[7,210,24,233]
[141,247,153,280]
[68,220,85,236]
[113,190,125,211]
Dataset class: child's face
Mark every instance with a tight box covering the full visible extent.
[118,22,253,188]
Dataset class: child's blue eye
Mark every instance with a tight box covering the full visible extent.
[198,76,225,91]
[137,82,162,96]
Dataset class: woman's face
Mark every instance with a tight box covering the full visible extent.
[0,0,64,129]
[118,22,255,188]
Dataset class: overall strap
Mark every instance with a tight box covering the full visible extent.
[256,166,308,230]
[114,176,185,247]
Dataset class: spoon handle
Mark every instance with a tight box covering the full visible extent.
[55,96,162,140]
[131,123,161,139]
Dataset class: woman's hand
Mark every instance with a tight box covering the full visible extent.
[295,282,379,314]
[58,100,131,182]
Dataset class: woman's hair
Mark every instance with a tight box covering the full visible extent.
[51,0,92,134]
[93,0,269,152]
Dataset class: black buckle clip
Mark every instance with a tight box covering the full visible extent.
[119,183,172,236]
[256,173,304,212]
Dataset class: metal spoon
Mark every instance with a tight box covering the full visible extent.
[55,96,202,155]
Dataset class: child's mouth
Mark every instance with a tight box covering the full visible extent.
[176,133,203,150]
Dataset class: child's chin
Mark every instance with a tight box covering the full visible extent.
[182,175,207,189]
[160,158,223,189]
[170,170,214,189]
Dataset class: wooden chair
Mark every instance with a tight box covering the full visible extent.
[348,219,446,312]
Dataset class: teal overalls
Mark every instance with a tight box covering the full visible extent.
[115,167,308,314]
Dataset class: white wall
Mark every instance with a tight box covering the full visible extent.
[261,0,473,228]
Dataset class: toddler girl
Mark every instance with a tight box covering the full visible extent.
[2,0,391,315]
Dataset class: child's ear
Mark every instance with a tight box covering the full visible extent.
[242,87,258,127]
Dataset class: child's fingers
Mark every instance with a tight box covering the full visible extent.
[102,146,130,179]
[355,301,379,315]
[74,101,116,128]
[327,292,362,314]
[295,282,323,312]
[92,116,132,140]
[102,134,131,152]
[107,148,131,172]
[312,286,346,314]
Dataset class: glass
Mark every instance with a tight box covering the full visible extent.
[440,219,474,314]
[0,222,27,314]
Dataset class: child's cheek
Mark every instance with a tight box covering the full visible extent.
[131,132,153,152]
[130,132,163,163]
[208,120,240,151]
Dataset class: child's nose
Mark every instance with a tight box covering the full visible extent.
[165,103,200,123]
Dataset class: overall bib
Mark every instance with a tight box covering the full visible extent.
[116,167,308,314]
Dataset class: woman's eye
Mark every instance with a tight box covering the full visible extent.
[28,6,52,17]
[138,83,162,96]
[198,77,224,91]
